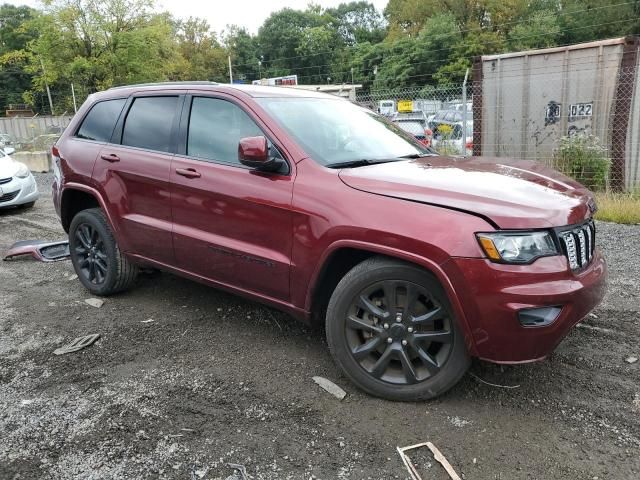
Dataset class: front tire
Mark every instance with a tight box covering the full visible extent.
[326,257,470,401]
[69,208,138,296]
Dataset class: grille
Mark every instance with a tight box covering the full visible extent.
[0,177,11,185]
[557,220,596,270]
[0,189,20,203]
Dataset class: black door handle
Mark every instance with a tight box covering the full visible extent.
[100,153,120,162]
[175,168,201,179]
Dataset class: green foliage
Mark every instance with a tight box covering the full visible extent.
[594,192,640,224]
[0,4,39,112]
[223,25,260,81]
[508,10,561,51]
[553,135,611,191]
[0,0,638,115]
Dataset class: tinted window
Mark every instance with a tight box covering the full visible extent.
[122,96,178,152]
[187,97,262,164]
[76,99,126,142]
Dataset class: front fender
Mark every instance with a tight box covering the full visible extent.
[303,239,479,357]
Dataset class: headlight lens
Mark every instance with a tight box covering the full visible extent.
[476,231,558,264]
[15,163,30,178]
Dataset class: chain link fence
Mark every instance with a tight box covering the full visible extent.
[356,65,640,193]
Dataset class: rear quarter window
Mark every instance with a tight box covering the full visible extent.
[76,99,126,142]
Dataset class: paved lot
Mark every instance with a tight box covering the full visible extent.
[1,174,639,479]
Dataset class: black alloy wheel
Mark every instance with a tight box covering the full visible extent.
[74,222,109,285]
[325,257,470,401]
[345,279,453,385]
[69,208,138,296]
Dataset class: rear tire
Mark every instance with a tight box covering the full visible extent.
[69,208,138,296]
[326,257,470,401]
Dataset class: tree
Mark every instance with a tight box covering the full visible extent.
[327,2,386,44]
[0,4,39,112]
[558,0,638,44]
[173,17,227,82]
[22,0,183,112]
[223,25,260,82]
[372,13,463,89]
[508,10,561,51]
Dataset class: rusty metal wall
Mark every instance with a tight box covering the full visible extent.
[478,37,640,191]
[627,52,640,191]
[0,115,74,141]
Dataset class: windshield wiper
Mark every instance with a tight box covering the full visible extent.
[327,158,401,169]
[398,153,437,159]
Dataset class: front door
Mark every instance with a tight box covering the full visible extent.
[170,95,294,301]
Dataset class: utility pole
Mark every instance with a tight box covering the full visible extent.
[71,83,77,113]
[40,58,54,115]
[351,67,354,85]
[462,68,469,157]
[228,55,233,83]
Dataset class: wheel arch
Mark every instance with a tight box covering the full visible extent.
[60,184,112,234]
[306,240,477,355]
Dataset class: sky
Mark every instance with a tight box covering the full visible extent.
[6,0,389,35]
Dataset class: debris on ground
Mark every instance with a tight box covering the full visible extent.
[576,323,615,335]
[68,273,78,281]
[626,356,638,364]
[312,376,347,400]
[469,372,520,389]
[225,463,249,480]
[141,318,155,323]
[190,465,208,479]
[448,416,472,428]
[53,334,101,355]
[397,442,462,480]
[3,239,70,262]
[85,298,104,308]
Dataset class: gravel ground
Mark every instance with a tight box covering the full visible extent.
[1,173,639,480]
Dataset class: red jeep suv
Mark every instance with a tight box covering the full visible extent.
[52,82,606,401]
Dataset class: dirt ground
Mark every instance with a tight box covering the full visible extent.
[1,174,639,480]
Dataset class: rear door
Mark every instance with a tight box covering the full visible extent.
[92,92,185,264]
[170,93,294,301]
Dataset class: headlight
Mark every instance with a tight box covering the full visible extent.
[476,231,558,264]
[15,163,30,178]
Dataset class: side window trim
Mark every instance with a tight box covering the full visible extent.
[73,98,127,144]
[111,92,185,154]
[177,93,291,174]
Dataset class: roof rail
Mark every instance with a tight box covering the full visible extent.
[108,81,220,90]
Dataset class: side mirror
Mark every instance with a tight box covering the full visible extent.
[238,136,284,172]
[3,147,15,156]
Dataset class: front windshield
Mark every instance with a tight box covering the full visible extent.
[257,97,435,166]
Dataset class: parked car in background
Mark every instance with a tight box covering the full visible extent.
[393,118,432,147]
[430,119,473,156]
[0,147,39,209]
[378,100,395,117]
[52,82,605,401]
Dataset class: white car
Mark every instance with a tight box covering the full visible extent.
[0,148,39,209]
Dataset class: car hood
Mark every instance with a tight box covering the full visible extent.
[338,156,595,229]
[0,157,21,178]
